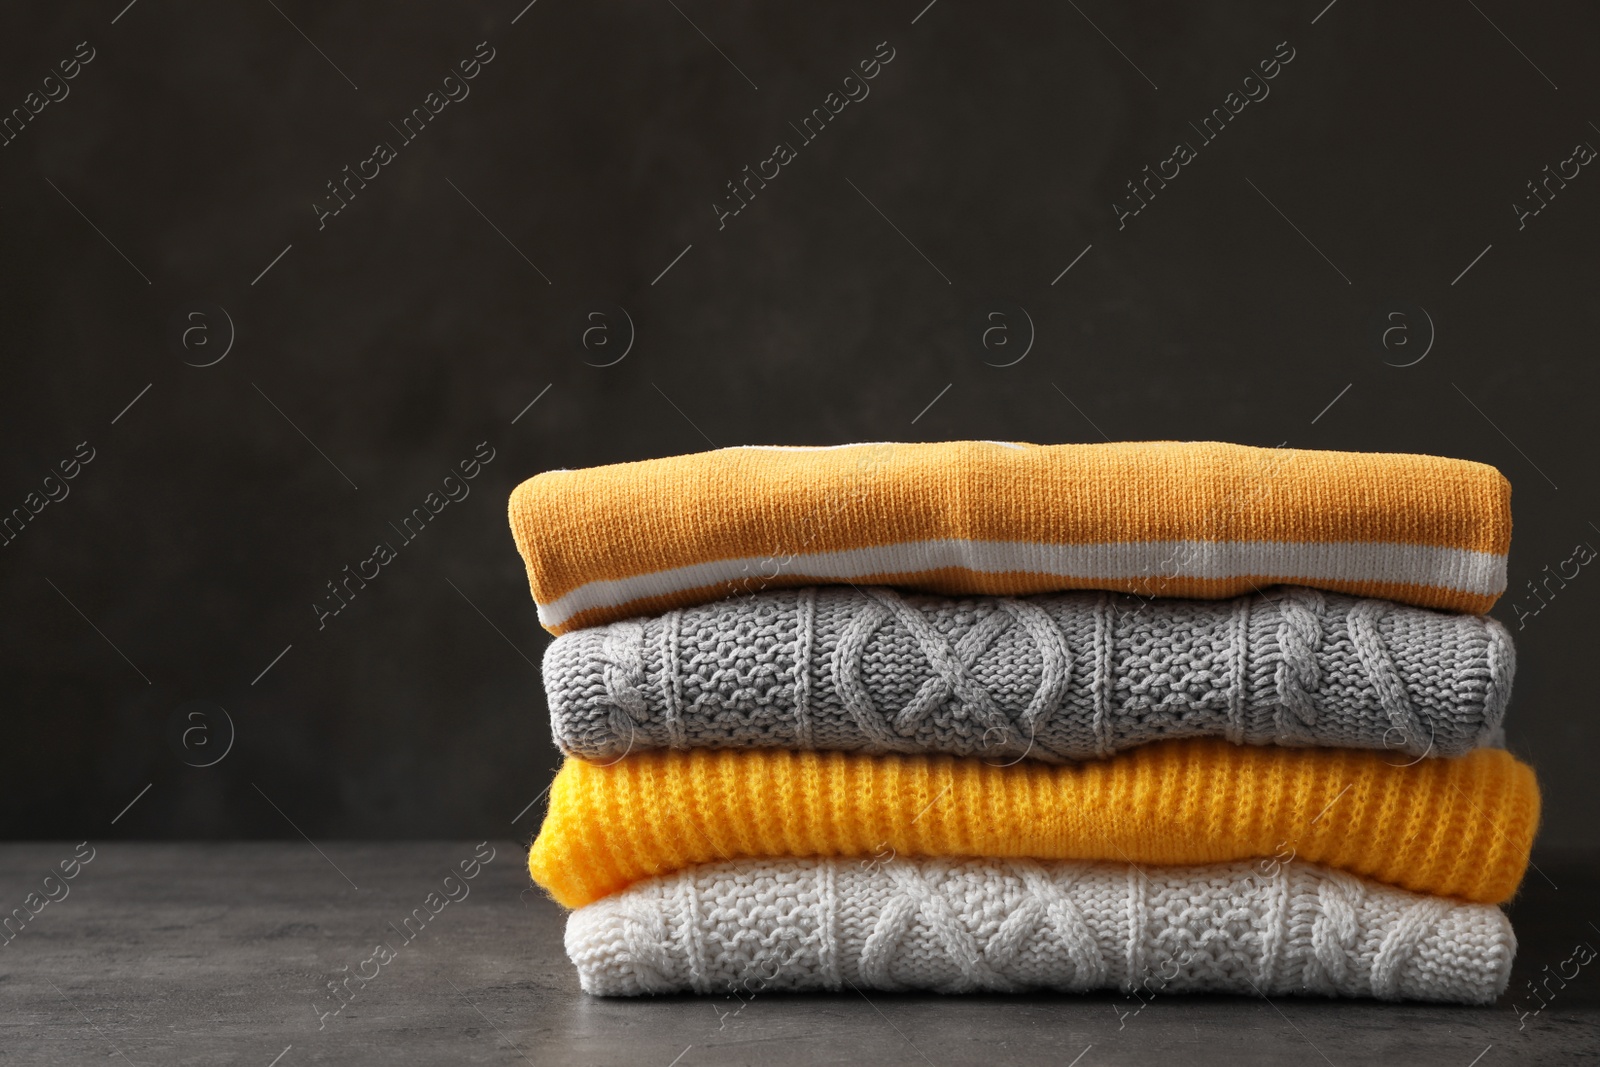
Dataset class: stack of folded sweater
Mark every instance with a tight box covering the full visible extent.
[510,440,1539,1003]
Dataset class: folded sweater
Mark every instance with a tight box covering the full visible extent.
[508,441,1512,634]
[527,740,1538,908]
[544,584,1513,762]
[567,856,1515,1003]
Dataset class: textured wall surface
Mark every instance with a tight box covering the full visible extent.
[1,1,1595,844]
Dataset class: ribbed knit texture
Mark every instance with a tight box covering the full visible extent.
[567,856,1516,1003]
[508,441,1513,633]
[545,585,1513,762]
[527,740,1538,908]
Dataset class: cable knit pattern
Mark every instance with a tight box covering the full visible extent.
[543,585,1513,762]
[565,856,1516,1003]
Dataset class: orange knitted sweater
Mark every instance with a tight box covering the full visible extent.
[526,740,1539,909]
[508,441,1512,633]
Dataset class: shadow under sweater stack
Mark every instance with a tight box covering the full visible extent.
[510,440,1540,1003]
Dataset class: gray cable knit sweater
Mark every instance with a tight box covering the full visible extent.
[542,585,1513,762]
[566,856,1515,1002]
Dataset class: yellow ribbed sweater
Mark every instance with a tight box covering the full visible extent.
[527,740,1539,909]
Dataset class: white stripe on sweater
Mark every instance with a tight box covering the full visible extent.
[536,537,1507,629]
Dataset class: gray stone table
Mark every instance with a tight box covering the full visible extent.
[2,842,1596,1065]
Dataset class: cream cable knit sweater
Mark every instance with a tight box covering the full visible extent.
[566,856,1514,1003]
[544,585,1513,762]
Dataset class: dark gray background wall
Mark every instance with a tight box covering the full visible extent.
[2,1,1595,846]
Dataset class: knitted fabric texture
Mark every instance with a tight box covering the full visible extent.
[527,740,1539,908]
[508,440,1512,634]
[567,856,1515,1003]
[544,584,1514,762]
